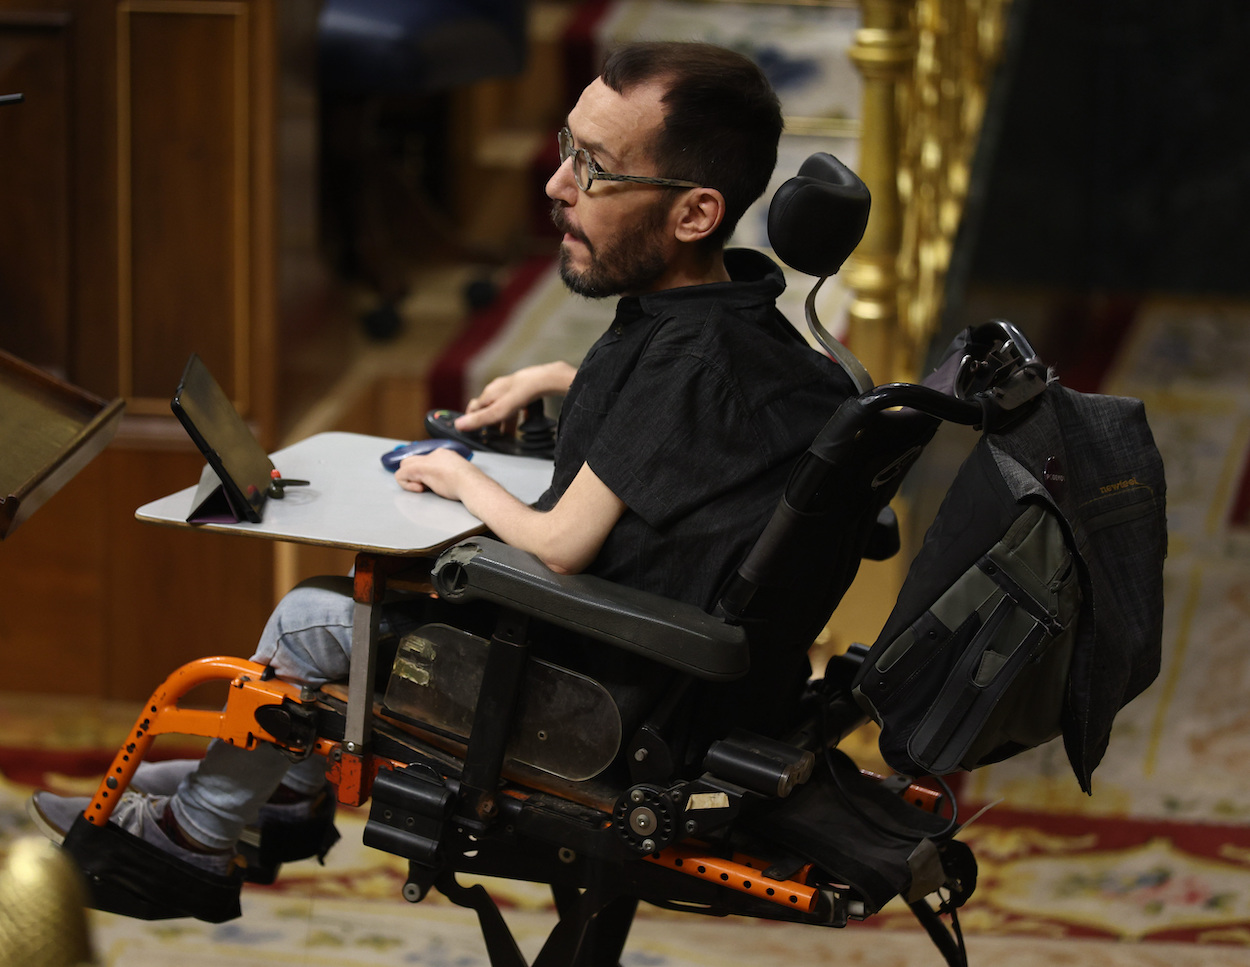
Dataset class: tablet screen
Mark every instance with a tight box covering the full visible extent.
[171,354,273,523]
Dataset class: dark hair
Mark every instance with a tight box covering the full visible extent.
[601,41,783,246]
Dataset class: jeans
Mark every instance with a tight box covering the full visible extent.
[168,576,425,850]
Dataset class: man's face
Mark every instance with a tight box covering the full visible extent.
[546,78,680,298]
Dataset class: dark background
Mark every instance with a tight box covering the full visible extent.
[944,0,1250,363]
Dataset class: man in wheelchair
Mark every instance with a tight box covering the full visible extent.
[28,38,1166,967]
[30,38,866,913]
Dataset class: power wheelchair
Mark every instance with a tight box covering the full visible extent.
[59,155,1058,967]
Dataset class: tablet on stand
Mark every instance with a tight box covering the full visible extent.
[171,354,277,524]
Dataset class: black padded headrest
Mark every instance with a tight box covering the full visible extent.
[767,153,871,278]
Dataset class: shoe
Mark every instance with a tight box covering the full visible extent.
[127,757,340,884]
[35,758,341,885]
[28,788,246,922]
[28,790,234,877]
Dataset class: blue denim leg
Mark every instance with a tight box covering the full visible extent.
[170,575,407,848]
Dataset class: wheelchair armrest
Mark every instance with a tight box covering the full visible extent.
[431,538,749,681]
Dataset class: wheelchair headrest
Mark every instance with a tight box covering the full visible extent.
[767,154,871,278]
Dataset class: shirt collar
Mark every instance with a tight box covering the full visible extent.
[612,249,786,328]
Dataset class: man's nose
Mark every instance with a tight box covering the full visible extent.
[546,155,578,203]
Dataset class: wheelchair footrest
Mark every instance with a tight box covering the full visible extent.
[62,814,243,923]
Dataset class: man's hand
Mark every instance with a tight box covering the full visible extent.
[456,361,577,434]
[394,447,480,500]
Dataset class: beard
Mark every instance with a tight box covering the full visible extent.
[551,199,671,299]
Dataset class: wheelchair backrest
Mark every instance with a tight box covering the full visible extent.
[707,316,1051,743]
[718,154,1053,667]
[694,153,945,739]
[716,397,940,640]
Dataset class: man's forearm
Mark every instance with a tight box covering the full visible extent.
[455,471,596,575]
[397,450,623,576]
[530,360,578,396]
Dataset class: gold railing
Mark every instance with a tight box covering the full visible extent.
[843,0,1011,384]
[811,0,1013,690]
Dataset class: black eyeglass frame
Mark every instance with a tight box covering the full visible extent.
[558,127,701,192]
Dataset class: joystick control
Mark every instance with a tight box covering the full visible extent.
[425,401,555,459]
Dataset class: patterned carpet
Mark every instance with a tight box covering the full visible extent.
[4,770,1250,967]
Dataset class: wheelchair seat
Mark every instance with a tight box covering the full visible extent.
[52,154,1163,967]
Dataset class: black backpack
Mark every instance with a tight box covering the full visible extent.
[853,379,1167,791]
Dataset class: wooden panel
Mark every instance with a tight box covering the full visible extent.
[0,14,72,374]
[102,444,275,698]
[0,441,276,701]
[0,457,111,695]
[68,0,123,400]
[119,1,251,412]
[0,0,358,702]
[0,0,297,702]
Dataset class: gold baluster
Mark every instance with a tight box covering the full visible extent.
[897,0,1012,371]
[847,0,1011,384]
[819,0,1012,682]
[845,0,916,386]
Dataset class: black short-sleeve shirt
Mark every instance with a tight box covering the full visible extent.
[535,249,857,614]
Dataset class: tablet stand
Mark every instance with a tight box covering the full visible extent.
[186,463,263,524]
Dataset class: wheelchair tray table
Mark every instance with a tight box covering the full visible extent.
[0,349,125,540]
[135,430,556,767]
[134,430,554,556]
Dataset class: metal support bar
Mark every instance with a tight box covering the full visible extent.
[459,615,530,821]
[535,885,633,967]
[81,657,304,826]
[438,875,528,967]
[346,553,386,754]
[345,553,436,755]
[645,845,821,914]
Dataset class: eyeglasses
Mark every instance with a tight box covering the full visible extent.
[558,127,701,192]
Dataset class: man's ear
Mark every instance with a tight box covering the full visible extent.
[673,187,726,244]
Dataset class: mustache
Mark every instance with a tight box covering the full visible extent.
[550,203,588,247]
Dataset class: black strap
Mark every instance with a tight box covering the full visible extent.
[910,897,968,967]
